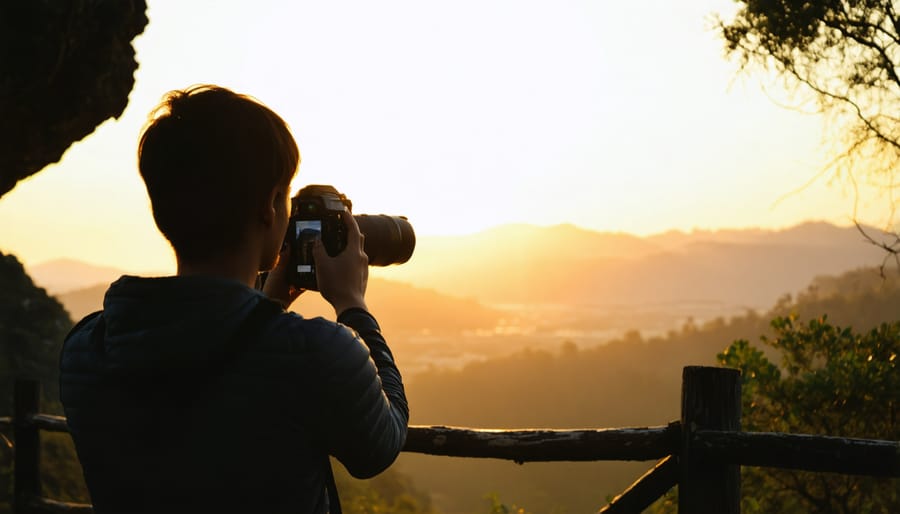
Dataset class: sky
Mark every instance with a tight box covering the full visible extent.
[0,0,890,273]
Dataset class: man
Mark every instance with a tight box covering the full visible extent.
[60,85,408,513]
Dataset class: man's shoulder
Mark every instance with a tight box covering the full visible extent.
[62,311,104,354]
[260,310,367,356]
[235,310,373,386]
[69,310,104,336]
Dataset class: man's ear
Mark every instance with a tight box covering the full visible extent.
[262,186,284,227]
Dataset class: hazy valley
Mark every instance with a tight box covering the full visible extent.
[32,220,894,375]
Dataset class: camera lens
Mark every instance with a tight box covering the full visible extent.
[354,214,415,266]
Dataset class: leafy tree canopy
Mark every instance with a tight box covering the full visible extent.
[718,315,900,513]
[717,0,900,251]
[0,252,72,412]
[0,253,78,512]
[334,462,437,514]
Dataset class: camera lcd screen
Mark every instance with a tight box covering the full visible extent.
[295,220,322,273]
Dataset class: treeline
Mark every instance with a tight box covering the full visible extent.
[0,253,82,513]
[398,267,900,514]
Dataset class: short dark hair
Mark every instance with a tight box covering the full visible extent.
[138,85,299,262]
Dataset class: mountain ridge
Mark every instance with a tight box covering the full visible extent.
[27,220,891,314]
[376,219,891,309]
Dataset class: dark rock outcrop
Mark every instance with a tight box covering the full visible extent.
[0,0,148,198]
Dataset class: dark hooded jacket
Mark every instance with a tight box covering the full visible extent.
[59,275,408,514]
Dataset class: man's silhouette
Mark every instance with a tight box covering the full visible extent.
[59,85,408,513]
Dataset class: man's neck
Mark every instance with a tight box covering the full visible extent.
[177,252,260,289]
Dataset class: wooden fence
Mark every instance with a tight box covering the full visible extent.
[2,366,900,513]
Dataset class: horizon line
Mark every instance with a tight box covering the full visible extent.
[10,217,879,273]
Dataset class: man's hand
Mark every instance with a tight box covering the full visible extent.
[315,212,369,316]
[262,243,303,308]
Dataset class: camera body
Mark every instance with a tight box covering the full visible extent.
[287,184,415,290]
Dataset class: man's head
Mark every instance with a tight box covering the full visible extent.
[138,85,299,264]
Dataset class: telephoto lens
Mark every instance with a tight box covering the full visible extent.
[355,214,415,266]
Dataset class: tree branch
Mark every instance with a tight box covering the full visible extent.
[854,221,900,277]
[784,62,900,153]
[824,18,900,92]
[835,4,900,50]
[883,1,900,46]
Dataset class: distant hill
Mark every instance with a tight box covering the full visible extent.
[56,284,108,321]
[55,277,504,333]
[26,259,130,294]
[291,278,503,333]
[410,222,662,260]
[645,220,870,249]
[36,220,897,332]
[375,220,892,310]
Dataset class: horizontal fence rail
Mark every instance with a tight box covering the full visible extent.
[5,368,900,514]
[694,429,900,477]
[21,496,93,514]
[403,423,680,463]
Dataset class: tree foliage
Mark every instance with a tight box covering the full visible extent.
[0,253,83,512]
[718,0,900,243]
[0,253,72,412]
[718,315,900,513]
[332,461,437,514]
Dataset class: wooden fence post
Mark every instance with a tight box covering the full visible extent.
[14,378,41,513]
[679,366,741,514]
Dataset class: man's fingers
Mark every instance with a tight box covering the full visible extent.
[312,238,327,259]
[343,212,363,251]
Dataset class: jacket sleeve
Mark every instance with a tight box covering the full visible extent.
[308,308,409,478]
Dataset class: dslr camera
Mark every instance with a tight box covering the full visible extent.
[287,184,415,290]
